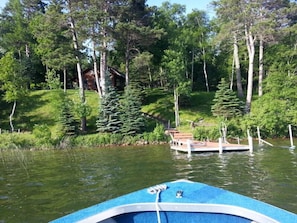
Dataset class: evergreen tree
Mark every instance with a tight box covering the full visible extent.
[56,91,78,136]
[112,0,163,86]
[211,78,244,119]
[120,85,144,136]
[96,86,121,133]
[30,0,76,91]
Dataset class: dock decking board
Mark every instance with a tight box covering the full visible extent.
[168,131,252,154]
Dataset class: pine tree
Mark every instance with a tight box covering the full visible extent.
[211,78,244,119]
[96,86,122,133]
[58,92,78,136]
[120,85,144,136]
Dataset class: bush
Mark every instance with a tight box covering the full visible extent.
[0,133,35,150]
[193,126,220,141]
[32,124,52,146]
[152,124,167,141]
[73,133,124,147]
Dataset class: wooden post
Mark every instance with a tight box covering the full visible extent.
[222,126,227,143]
[187,139,192,158]
[219,138,223,154]
[257,126,262,146]
[248,136,253,154]
[289,125,295,149]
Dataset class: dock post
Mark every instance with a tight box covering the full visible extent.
[257,126,262,146]
[248,136,253,154]
[187,139,192,158]
[219,138,223,154]
[289,125,295,149]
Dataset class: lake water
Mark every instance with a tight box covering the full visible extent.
[0,141,296,222]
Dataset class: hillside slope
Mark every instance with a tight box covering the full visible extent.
[0,89,216,134]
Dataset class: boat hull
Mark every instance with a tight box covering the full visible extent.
[50,180,297,223]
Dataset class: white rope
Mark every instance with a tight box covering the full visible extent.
[147,184,167,223]
[148,184,167,194]
[155,190,161,223]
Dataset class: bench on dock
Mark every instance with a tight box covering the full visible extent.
[170,132,193,145]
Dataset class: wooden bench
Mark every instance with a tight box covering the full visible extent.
[170,132,193,145]
[173,133,193,139]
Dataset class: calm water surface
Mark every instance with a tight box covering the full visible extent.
[0,141,296,222]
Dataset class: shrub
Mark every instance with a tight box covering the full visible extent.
[193,126,220,141]
[73,133,124,147]
[32,124,52,146]
[0,133,35,150]
[152,124,167,141]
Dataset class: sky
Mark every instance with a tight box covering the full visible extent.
[0,0,6,10]
[0,0,214,15]
[147,0,213,14]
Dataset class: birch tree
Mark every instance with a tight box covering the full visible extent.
[213,0,291,112]
[162,49,190,127]
[0,52,28,132]
[83,0,112,96]
[212,0,244,98]
[65,0,87,131]
[255,0,291,96]
[185,10,211,92]
[155,2,189,127]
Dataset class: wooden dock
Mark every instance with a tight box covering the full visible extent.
[168,131,253,157]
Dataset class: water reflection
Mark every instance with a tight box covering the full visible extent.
[0,144,296,222]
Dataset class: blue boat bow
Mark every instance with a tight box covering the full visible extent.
[50,179,297,223]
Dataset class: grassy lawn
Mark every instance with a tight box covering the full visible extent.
[0,88,217,135]
[142,89,216,132]
[0,90,100,135]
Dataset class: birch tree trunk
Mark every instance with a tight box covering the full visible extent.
[9,101,17,132]
[231,55,234,90]
[100,42,107,95]
[233,34,244,98]
[245,26,256,113]
[174,87,180,127]
[191,48,194,90]
[258,35,264,96]
[69,16,86,131]
[100,2,108,95]
[92,40,101,97]
[63,68,67,93]
[202,46,209,92]
[125,47,130,86]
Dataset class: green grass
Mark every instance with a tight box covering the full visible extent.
[142,89,216,132]
[0,89,100,136]
[142,88,174,122]
[0,88,217,136]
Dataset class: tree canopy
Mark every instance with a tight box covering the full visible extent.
[0,0,297,137]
